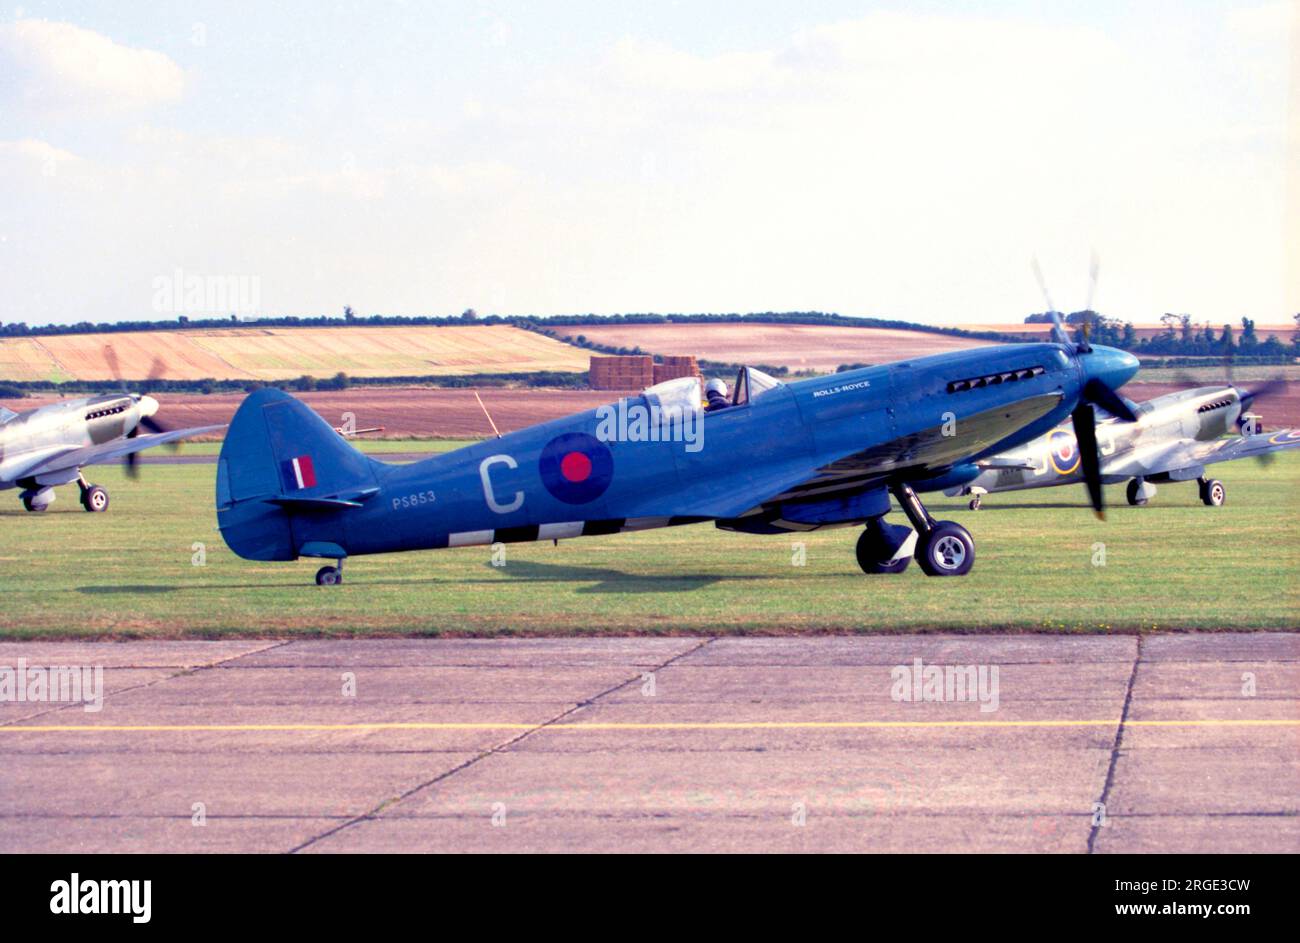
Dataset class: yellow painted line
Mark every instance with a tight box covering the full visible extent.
[0,719,1296,733]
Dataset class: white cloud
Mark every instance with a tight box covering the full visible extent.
[0,18,184,112]
[0,8,1290,325]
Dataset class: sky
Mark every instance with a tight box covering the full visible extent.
[1,0,1296,327]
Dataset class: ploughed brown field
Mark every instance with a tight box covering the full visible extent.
[554,323,997,371]
[0,388,624,439]
[5,381,1295,439]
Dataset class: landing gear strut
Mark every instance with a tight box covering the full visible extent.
[315,558,345,586]
[1199,477,1225,507]
[890,482,975,577]
[78,474,109,513]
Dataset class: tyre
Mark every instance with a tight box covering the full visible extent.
[855,526,911,574]
[315,566,342,586]
[968,497,981,511]
[1126,479,1147,506]
[81,485,109,513]
[916,521,975,576]
[1201,478,1225,507]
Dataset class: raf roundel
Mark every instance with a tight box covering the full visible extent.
[539,433,614,505]
[1048,429,1081,475]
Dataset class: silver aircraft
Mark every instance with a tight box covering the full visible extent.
[0,393,222,512]
[943,384,1297,509]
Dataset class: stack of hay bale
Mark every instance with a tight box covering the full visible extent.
[652,355,701,385]
[588,355,655,390]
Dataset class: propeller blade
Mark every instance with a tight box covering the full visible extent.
[124,450,140,479]
[1072,402,1105,519]
[139,414,167,434]
[1031,257,1072,346]
[1238,378,1288,409]
[1084,250,1099,315]
[103,345,124,390]
[1082,378,1138,422]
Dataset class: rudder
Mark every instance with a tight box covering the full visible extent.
[216,388,380,560]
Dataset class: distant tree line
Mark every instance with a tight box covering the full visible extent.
[1026,310,1295,362]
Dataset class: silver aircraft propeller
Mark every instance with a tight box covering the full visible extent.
[1033,254,1138,518]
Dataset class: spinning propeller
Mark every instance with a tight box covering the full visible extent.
[103,346,175,479]
[1170,350,1292,467]
[1032,255,1140,519]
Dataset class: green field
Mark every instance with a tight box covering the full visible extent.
[0,454,1296,638]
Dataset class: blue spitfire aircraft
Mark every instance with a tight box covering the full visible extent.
[215,329,1139,583]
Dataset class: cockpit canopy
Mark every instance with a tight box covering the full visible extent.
[642,375,701,413]
[641,366,784,411]
[732,366,784,406]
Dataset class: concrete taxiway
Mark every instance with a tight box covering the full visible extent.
[0,634,1296,853]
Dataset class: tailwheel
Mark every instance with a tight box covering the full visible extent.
[1199,478,1225,507]
[855,521,914,575]
[315,565,343,586]
[968,496,982,511]
[80,484,109,513]
[916,521,975,577]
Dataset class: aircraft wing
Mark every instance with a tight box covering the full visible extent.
[24,425,226,478]
[661,392,1063,519]
[1102,429,1300,480]
[1190,429,1300,466]
[768,392,1063,503]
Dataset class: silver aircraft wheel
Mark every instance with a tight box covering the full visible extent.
[933,535,967,570]
[918,521,975,577]
[1202,479,1225,507]
[83,485,109,513]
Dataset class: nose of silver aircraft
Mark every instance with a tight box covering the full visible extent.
[1083,345,1139,396]
[137,395,160,418]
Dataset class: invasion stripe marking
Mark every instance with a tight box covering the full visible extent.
[448,530,495,547]
[622,516,670,531]
[494,525,541,544]
[538,522,584,540]
[3,720,1297,733]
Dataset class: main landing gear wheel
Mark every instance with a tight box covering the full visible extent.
[968,496,982,511]
[889,482,976,577]
[80,484,109,513]
[21,494,47,512]
[855,526,911,574]
[1200,478,1225,507]
[917,521,975,577]
[1126,479,1147,506]
[315,565,343,586]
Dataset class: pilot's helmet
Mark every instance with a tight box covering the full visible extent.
[705,378,728,397]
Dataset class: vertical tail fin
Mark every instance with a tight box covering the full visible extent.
[216,388,380,560]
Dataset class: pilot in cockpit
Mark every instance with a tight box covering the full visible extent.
[704,378,731,412]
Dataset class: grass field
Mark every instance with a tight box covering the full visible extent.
[0,452,1295,639]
